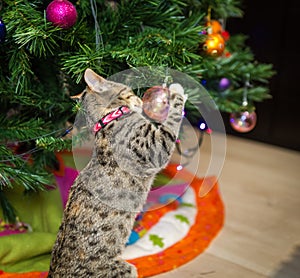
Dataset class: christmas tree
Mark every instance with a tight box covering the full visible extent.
[0,0,275,223]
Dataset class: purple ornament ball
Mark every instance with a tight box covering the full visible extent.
[229,111,257,133]
[219,77,231,91]
[46,0,77,29]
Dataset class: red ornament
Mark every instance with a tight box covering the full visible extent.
[221,30,230,41]
[142,86,170,123]
[46,0,77,29]
[224,50,231,57]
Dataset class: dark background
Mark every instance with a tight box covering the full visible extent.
[225,0,300,152]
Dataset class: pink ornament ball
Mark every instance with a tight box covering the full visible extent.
[142,86,170,123]
[229,111,257,133]
[46,0,77,29]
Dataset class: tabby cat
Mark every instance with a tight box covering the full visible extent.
[48,68,187,277]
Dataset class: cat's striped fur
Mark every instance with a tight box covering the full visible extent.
[48,68,186,277]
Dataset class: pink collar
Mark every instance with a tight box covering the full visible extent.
[93,106,130,135]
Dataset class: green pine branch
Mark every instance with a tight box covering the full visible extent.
[0,116,47,142]
[36,137,72,152]
[0,144,51,191]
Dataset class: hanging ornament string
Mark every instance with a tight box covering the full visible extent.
[242,73,251,107]
[207,6,211,22]
[90,0,104,64]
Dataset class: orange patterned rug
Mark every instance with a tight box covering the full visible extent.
[0,164,224,278]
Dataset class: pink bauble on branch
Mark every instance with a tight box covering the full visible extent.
[46,0,78,29]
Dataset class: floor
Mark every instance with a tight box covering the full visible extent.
[153,132,300,278]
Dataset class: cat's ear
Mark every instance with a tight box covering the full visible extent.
[84,68,106,91]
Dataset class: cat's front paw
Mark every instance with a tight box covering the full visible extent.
[169,83,188,103]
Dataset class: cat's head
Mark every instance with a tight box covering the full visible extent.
[72,68,143,128]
